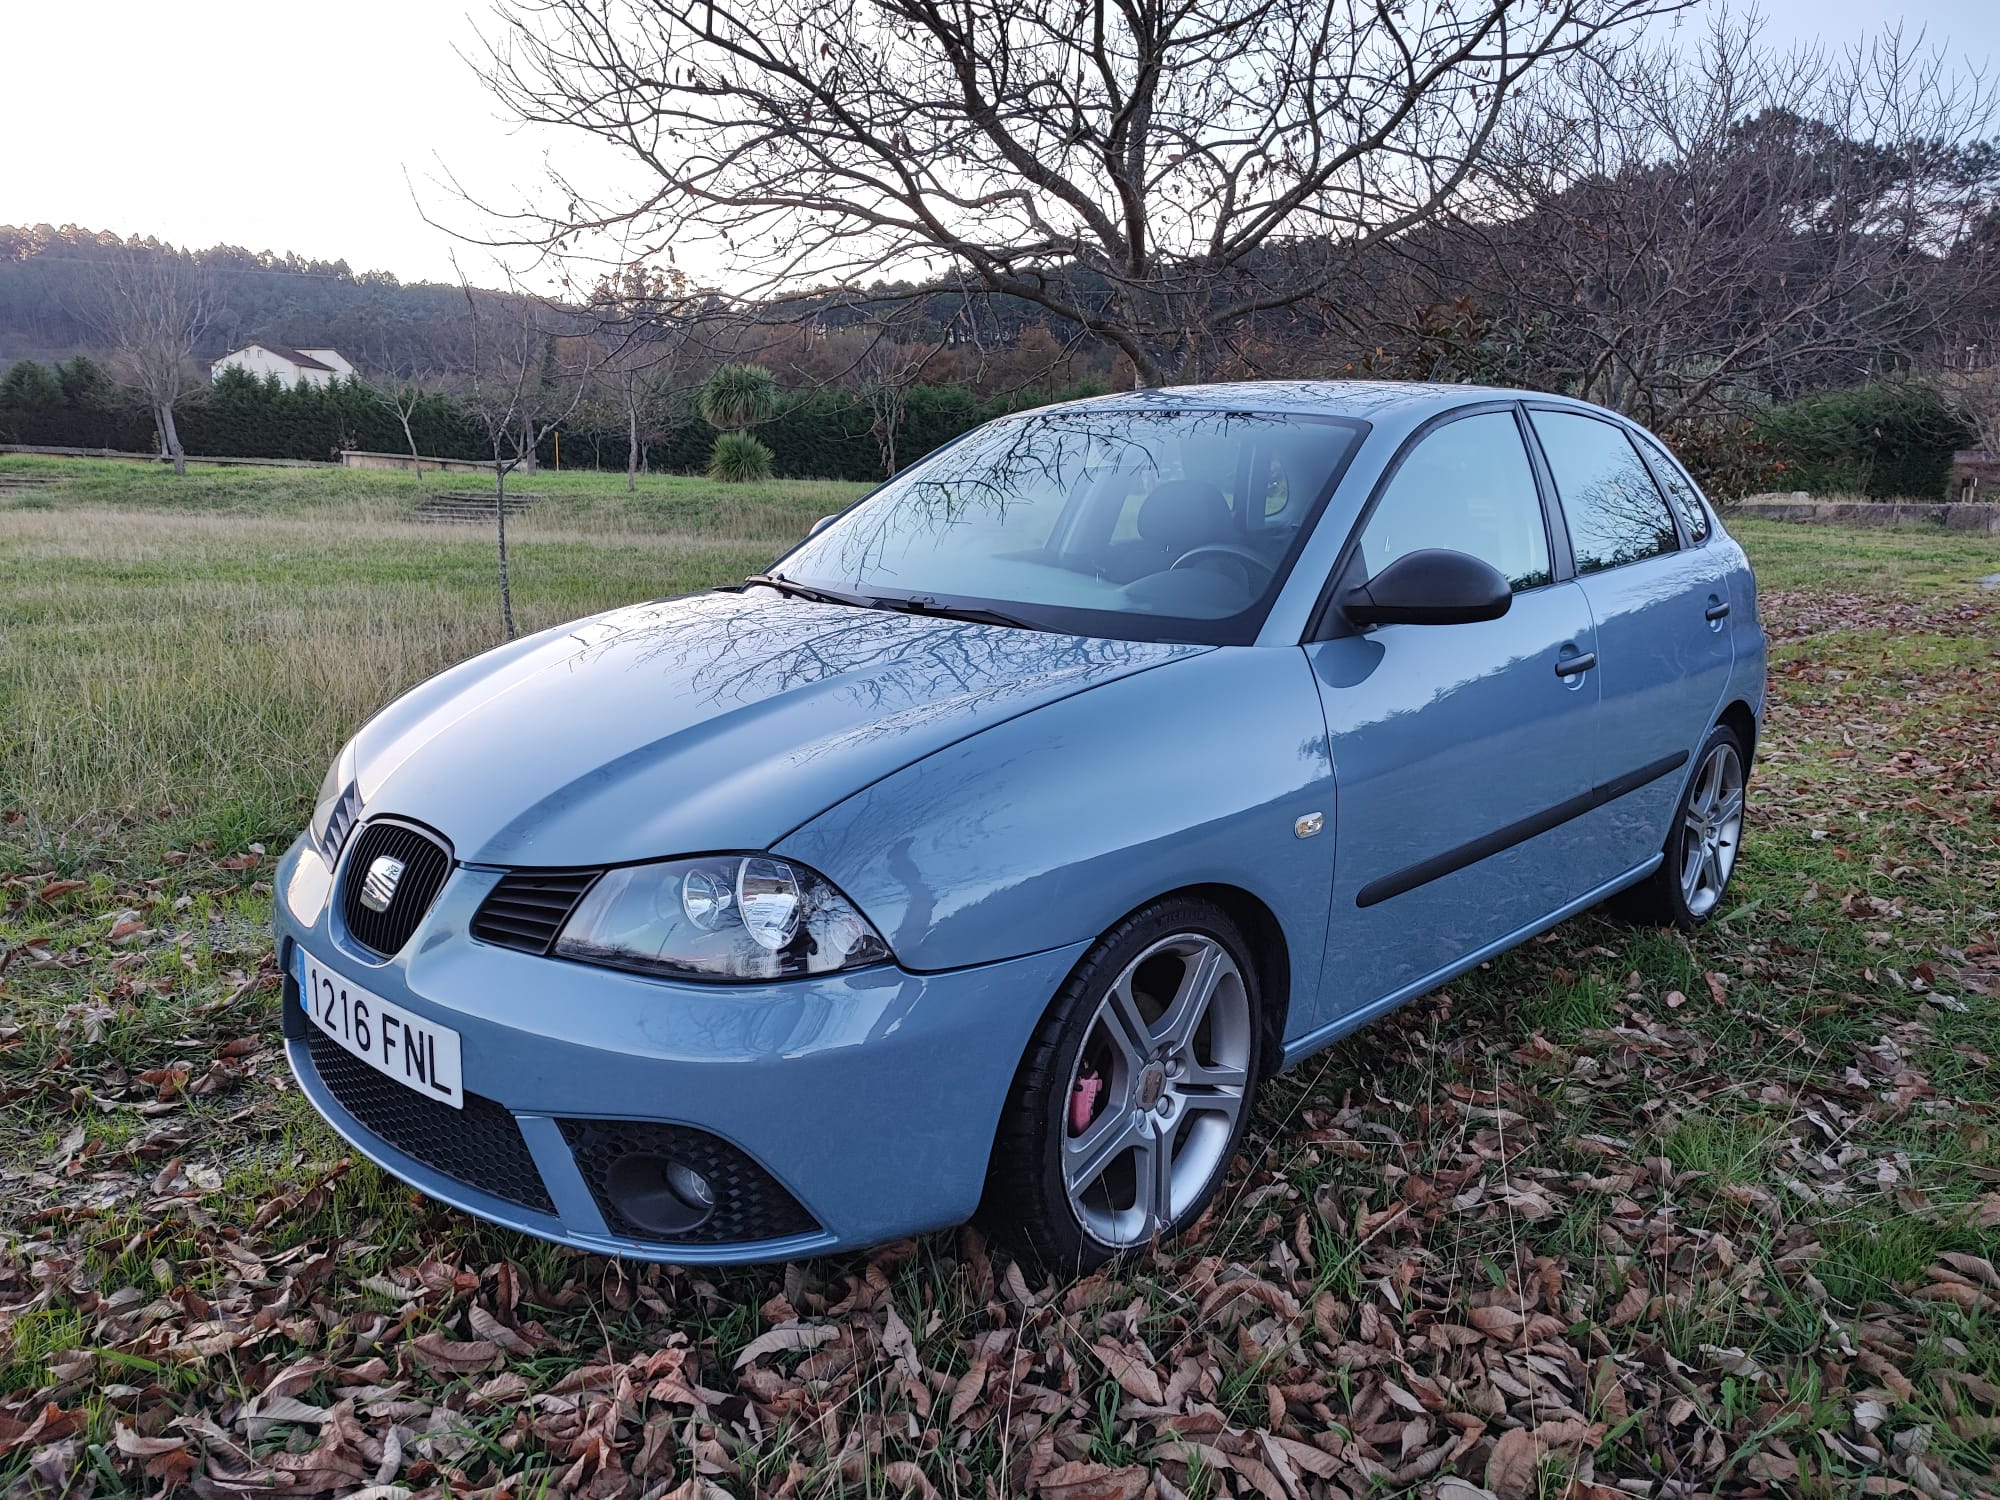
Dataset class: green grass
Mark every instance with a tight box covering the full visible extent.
[0,452,860,533]
[2,466,1998,1496]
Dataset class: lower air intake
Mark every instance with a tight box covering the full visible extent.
[304,1029,554,1214]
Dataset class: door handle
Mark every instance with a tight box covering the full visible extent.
[1554,651,1597,677]
[1704,601,1731,621]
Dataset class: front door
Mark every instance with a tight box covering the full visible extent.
[1303,407,1603,1030]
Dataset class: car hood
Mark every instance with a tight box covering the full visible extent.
[351,590,1205,867]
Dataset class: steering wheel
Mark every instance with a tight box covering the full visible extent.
[1169,544,1277,591]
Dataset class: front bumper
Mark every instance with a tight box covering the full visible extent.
[274,834,1085,1263]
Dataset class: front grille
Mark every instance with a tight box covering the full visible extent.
[558,1117,820,1245]
[339,820,453,958]
[471,869,602,955]
[304,1029,555,1213]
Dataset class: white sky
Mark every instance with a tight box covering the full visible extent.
[8,0,1997,290]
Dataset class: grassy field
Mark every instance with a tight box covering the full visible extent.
[2,456,1998,1498]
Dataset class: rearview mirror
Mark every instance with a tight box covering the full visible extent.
[1343,548,1512,627]
[809,514,837,537]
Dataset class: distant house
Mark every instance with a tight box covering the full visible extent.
[210,342,357,388]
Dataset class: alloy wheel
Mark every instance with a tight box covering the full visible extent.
[1061,933,1252,1248]
[1679,741,1745,918]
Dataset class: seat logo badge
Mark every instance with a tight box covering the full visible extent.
[1294,812,1324,839]
[359,855,406,913]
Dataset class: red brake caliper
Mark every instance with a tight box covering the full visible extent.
[1070,1067,1104,1134]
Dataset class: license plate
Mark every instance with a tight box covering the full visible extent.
[297,948,463,1109]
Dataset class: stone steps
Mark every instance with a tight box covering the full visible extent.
[411,490,544,525]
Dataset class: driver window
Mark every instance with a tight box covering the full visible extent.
[1355,411,1552,592]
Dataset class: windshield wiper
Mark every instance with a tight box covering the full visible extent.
[743,575,1044,631]
[866,594,1046,632]
[740,573,873,608]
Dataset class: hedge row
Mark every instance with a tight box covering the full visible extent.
[3,357,1971,498]
[1749,382,1976,500]
[0,357,1107,482]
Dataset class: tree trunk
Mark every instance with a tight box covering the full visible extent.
[627,404,640,492]
[520,413,538,474]
[494,463,516,641]
[401,413,424,478]
[157,402,187,477]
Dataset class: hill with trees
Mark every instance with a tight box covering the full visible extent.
[0,225,488,373]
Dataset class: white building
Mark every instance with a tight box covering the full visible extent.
[210,342,357,388]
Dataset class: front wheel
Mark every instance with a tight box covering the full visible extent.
[1612,724,1748,929]
[983,898,1264,1270]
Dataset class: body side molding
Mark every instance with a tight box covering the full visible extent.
[1354,751,1689,909]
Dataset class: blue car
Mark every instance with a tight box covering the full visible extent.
[275,382,1764,1267]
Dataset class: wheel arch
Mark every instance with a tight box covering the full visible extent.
[1030,881,1295,1087]
[1180,882,1293,1081]
[1717,698,1758,766]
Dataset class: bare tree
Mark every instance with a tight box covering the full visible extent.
[588,264,695,490]
[454,274,593,639]
[370,359,446,475]
[1939,330,2000,461]
[96,250,211,475]
[856,335,938,478]
[467,0,1678,385]
[1410,18,2000,428]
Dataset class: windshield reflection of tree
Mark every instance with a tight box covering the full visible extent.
[795,408,1317,590]
[562,594,1180,759]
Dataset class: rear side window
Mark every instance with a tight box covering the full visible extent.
[1356,410,1552,592]
[1635,432,1711,542]
[1530,411,1680,574]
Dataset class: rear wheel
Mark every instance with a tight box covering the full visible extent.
[1612,724,1747,929]
[984,898,1264,1270]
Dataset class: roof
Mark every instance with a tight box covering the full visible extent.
[1067,379,1552,420]
[216,342,335,373]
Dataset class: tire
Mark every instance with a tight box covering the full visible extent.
[982,897,1265,1271]
[1611,723,1748,930]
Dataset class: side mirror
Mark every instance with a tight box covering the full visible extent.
[1343,548,1512,627]
[809,514,837,537]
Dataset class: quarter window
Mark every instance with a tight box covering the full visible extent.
[1530,411,1680,573]
[1355,411,1552,592]
[1634,432,1711,543]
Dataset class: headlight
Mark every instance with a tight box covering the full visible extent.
[309,741,361,863]
[554,854,891,982]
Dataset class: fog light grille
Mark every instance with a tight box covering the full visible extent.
[558,1118,818,1245]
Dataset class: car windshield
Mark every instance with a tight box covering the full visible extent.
[774,407,1367,644]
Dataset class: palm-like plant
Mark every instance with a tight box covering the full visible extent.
[707,430,775,482]
[697,363,777,432]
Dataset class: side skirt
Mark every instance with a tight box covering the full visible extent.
[1279,854,1663,1070]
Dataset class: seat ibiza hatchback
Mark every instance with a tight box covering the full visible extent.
[276,382,1764,1267]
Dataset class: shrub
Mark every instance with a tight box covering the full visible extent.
[1754,382,1975,500]
[697,364,778,432]
[707,430,775,482]
[1655,415,1784,503]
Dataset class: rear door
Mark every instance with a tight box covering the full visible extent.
[1302,406,1602,1030]
[1524,408,1736,884]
